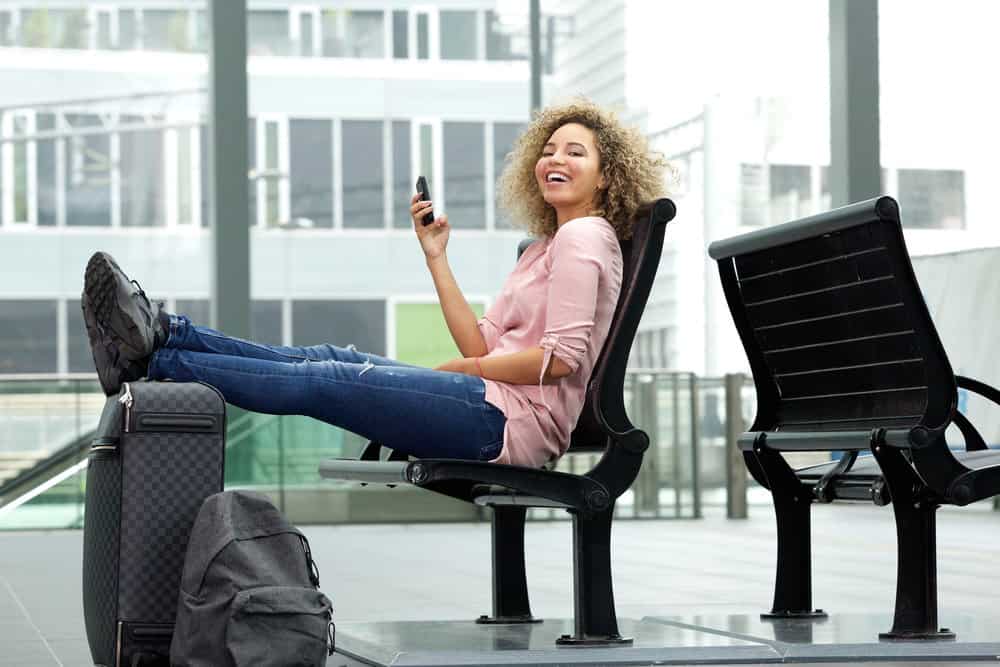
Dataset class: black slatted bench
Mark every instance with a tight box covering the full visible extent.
[319,198,676,645]
[708,195,1000,641]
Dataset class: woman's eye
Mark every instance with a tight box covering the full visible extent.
[541,152,553,157]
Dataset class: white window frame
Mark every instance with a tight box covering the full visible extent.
[88,4,118,50]
[1,110,38,227]
[289,5,320,57]
[165,118,202,228]
[410,6,440,61]
[255,115,290,228]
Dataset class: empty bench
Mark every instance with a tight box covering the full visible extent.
[709,195,1000,640]
[320,198,676,645]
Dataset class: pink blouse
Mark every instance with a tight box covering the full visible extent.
[478,216,623,467]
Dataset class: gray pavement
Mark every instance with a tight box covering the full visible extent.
[1,503,998,665]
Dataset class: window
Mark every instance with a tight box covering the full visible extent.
[486,10,527,61]
[255,118,288,228]
[769,164,811,225]
[322,10,384,58]
[493,122,523,229]
[341,120,384,228]
[416,13,429,59]
[292,300,386,356]
[174,126,197,225]
[142,10,192,52]
[65,114,112,227]
[252,301,284,346]
[897,169,964,230]
[392,121,412,229]
[2,111,35,226]
[119,10,138,49]
[92,8,114,50]
[67,299,93,373]
[249,10,291,56]
[740,164,766,227]
[20,10,88,49]
[290,119,333,228]
[395,302,485,368]
[443,122,485,228]
[120,126,166,227]
[0,11,13,47]
[291,8,319,57]
[0,301,57,374]
[36,113,57,227]
[440,11,477,60]
[392,10,408,58]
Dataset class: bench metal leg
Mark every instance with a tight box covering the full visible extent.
[476,506,542,625]
[875,446,956,641]
[754,449,827,619]
[556,506,632,646]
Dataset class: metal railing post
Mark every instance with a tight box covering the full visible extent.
[635,374,659,515]
[725,373,748,519]
[671,373,682,518]
[689,373,702,519]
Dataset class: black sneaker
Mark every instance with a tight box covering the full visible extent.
[83,251,167,367]
[81,298,147,396]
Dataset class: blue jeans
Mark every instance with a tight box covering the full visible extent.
[147,315,507,460]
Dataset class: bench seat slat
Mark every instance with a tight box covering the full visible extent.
[755,305,909,350]
[733,219,881,278]
[746,277,900,329]
[738,247,889,302]
[776,359,926,398]
[766,332,920,375]
[776,386,928,424]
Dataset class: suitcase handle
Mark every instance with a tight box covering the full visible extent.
[136,414,219,432]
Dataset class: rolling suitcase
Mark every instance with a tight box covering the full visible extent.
[82,381,225,666]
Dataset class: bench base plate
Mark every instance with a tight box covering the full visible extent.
[332,612,1000,666]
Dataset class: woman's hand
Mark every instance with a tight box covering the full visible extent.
[434,357,476,375]
[410,193,450,260]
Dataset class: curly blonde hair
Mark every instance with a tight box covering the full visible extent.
[497,98,670,240]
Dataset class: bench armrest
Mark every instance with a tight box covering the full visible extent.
[956,375,1000,409]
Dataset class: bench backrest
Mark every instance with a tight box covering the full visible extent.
[569,199,675,452]
[708,196,956,439]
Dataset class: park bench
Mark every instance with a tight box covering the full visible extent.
[319,198,676,645]
[708,195,1000,640]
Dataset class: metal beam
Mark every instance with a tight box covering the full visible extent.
[208,0,251,338]
[829,0,881,207]
[529,0,541,112]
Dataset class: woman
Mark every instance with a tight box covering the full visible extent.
[82,99,667,468]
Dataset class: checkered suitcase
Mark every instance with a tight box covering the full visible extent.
[83,381,225,667]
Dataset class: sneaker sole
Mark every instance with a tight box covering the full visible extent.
[84,252,154,362]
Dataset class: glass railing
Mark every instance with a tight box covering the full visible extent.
[0,371,774,530]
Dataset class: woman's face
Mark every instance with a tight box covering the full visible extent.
[534,122,604,220]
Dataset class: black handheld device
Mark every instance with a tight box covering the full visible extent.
[415,176,435,226]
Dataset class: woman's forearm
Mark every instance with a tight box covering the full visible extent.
[426,253,488,358]
[475,347,572,385]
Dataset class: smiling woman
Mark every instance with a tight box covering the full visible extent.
[80,98,669,470]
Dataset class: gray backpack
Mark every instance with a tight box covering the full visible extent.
[170,491,334,666]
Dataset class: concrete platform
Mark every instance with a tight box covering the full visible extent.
[2,504,999,665]
[329,614,1000,666]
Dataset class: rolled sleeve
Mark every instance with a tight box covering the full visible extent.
[478,314,502,352]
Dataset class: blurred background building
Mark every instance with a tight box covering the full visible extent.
[1,0,997,527]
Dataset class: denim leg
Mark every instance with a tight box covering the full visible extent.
[165,314,409,368]
[148,348,507,461]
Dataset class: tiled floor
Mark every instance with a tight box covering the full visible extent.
[1,503,998,665]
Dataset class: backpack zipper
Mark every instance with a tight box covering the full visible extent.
[119,382,134,432]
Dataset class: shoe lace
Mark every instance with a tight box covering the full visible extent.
[130,279,151,307]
